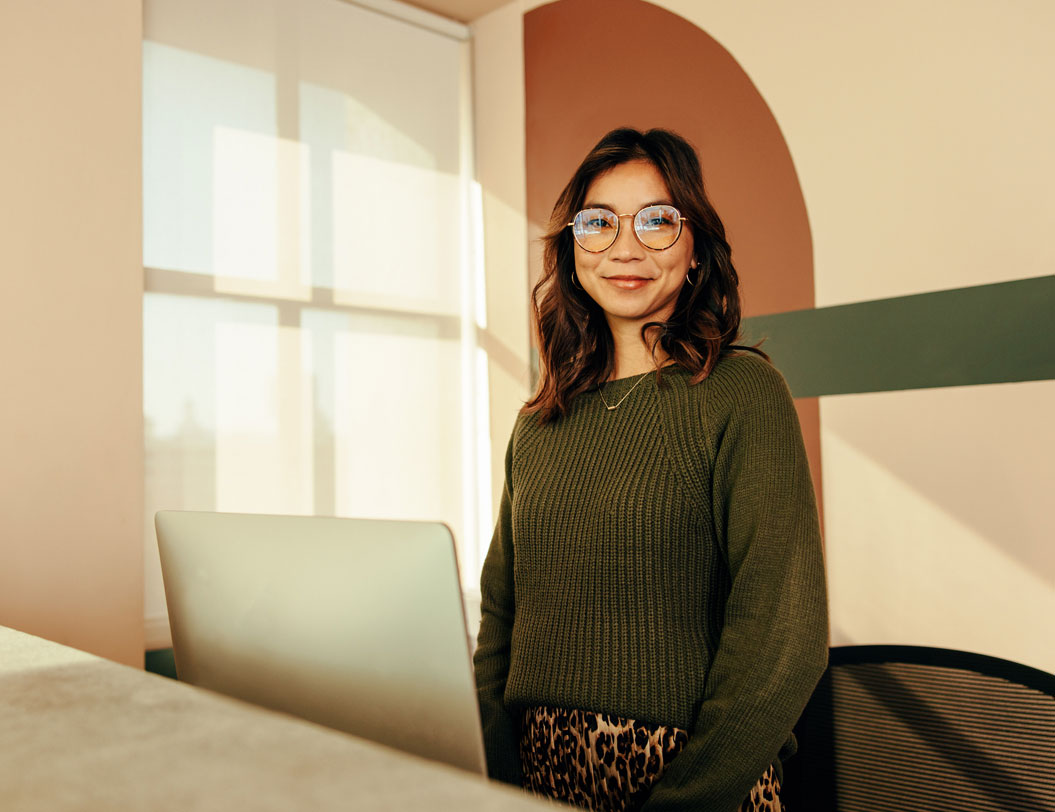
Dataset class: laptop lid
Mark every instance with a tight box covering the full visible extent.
[155,510,486,775]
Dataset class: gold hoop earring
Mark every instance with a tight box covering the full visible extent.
[685,263,698,287]
[571,271,583,290]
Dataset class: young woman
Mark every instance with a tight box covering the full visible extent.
[473,128,828,812]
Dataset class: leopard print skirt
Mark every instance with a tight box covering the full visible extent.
[519,705,781,812]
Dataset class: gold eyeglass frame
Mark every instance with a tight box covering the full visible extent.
[567,205,688,253]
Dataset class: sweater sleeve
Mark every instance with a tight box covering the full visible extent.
[642,358,829,812]
[472,432,523,785]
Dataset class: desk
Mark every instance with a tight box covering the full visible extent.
[0,625,552,811]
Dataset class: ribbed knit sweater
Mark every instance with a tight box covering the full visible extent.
[473,353,829,812]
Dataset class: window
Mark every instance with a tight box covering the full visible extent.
[143,0,489,646]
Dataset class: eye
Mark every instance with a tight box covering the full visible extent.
[640,206,677,228]
[577,209,616,232]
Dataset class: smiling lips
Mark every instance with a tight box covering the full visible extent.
[604,275,652,290]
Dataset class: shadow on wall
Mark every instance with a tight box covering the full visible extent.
[821,381,1055,675]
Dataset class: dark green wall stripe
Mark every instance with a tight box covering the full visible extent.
[742,275,1054,398]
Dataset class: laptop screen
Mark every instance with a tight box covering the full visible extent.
[156,510,486,774]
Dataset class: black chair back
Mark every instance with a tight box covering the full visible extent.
[782,645,1055,811]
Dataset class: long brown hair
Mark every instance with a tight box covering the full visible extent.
[524,127,762,422]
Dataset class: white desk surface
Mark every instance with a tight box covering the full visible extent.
[0,625,554,811]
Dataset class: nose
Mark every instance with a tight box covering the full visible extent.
[610,214,645,261]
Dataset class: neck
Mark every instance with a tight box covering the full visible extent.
[606,319,668,380]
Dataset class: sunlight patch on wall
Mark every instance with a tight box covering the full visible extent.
[331,151,461,313]
[821,381,1055,673]
[212,128,312,299]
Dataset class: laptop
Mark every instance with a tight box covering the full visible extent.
[155,510,487,775]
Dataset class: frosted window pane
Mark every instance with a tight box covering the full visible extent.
[332,151,461,312]
[297,308,464,544]
[143,42,276,274]
[144,294,318,517]
[214,319,315,514]
[211,128,313,298]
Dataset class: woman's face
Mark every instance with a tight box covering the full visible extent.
[573,159,694,335]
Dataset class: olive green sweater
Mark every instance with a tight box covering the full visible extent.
[473,353,828,812]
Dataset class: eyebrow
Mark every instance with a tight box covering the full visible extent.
[583,200,673,211]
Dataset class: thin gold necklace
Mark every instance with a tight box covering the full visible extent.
[598,370,652,411]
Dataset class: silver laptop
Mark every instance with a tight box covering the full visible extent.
[156,510,486,775]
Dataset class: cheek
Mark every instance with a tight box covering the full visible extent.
[661,250,692,279]
[573,249,601,275]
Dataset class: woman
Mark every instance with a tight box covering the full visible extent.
[473,127,828,812]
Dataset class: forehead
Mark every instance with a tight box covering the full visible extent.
[584,159,672,208]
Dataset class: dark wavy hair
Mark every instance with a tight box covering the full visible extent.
[523,127,763,422]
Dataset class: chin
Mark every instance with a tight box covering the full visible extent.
[604,308,666,326]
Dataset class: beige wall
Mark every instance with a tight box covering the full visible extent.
[0,0,144,666]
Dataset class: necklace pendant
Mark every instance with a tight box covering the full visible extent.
[599,368,653,413]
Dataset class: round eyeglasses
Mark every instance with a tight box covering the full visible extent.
[568,204,687,253]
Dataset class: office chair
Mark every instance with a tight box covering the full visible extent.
[781,644,1055,811]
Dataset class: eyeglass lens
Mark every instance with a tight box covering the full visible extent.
[571,205,682,252]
